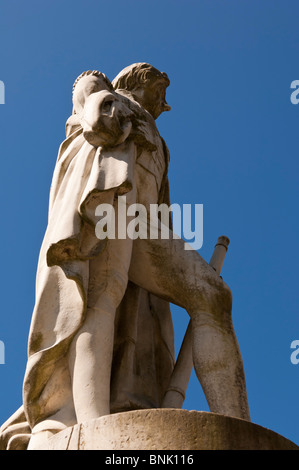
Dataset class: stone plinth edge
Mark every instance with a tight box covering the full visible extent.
[30,409,299,450]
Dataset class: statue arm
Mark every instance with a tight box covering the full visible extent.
[79,90,133,148]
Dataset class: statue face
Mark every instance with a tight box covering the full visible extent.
[134,77,171,119]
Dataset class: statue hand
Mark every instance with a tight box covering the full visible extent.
[81,90,133,148]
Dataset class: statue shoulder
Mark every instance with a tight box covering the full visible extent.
[115,90,168,155]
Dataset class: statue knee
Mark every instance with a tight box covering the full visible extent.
[189,275,233,327]
[102,268,129,311]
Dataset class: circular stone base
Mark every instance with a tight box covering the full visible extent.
[29,409,298,450]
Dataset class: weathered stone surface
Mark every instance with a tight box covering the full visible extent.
[30,409,299,451]
[1,64,252,449]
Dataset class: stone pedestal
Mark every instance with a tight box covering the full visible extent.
[28,409,298,450]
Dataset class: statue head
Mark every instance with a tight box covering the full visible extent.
[112,63,171,120]
[72,70,113,115]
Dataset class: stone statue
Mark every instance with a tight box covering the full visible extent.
[0,63,250,450]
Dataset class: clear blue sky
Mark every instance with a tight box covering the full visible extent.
[0,0,298,445]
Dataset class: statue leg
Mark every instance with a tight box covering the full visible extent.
[128,234,250,420]
[68,194,135,423]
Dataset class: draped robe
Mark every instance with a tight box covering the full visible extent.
[16,91,176,434]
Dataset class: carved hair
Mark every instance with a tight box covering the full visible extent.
[112,63,170,91]
[72,70,113,95]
